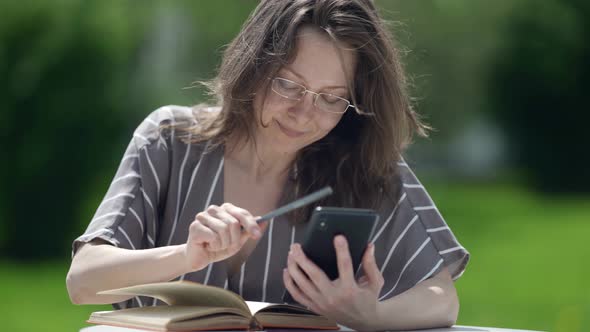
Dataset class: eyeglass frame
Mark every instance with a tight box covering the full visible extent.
[269,77,356,114]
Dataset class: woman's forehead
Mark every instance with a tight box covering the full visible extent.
[280,67,348,91]
[284,26,356,89]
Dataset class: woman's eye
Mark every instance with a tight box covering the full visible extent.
[321,94,343,104]
[278,79,300,90]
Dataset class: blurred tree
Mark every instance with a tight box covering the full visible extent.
[489,0,590,193]
[378,0,517,141]
[0,1,153,259]
[0,0,257,260]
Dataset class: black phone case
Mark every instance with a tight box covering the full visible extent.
[283,206,379,304]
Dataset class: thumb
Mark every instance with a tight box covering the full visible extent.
[238,232,250,247]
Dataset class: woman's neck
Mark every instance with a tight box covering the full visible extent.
[225,135,295,185]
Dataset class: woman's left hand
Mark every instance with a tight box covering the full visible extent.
[283,235,385,331]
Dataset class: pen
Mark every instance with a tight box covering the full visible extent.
[255,186,333,223]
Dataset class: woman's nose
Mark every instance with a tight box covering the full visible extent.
[289,92,316,116]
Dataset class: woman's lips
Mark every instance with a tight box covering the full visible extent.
[276,120,306,138]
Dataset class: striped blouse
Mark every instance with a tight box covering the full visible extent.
[72,105,469,309]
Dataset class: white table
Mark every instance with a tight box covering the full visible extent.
[81,324,545,332]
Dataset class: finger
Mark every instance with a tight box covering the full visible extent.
[357,275,369,286]
[212,210,241,249]
[362,243,384,292]
[229,230,251,255]
[290,244,332,291]
[257,219,269,230]
[198,213,231,250]
[333,235,355,286]
[287,251,322,301]
[189,221,221,250]
[283,268,316,310]
[238,231,250,247]
[222,203,261,239]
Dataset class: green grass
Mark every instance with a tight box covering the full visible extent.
[427,182,590,332]
[0,261,110,332]
[0,182,588,332]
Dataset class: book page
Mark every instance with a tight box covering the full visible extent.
[98,281,250,314]
[246,302,339,330]
[91,306,245,324]
[246,301,276,315]
[89,306,252,331]
[246,301,317,315]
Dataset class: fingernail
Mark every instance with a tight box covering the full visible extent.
[335,235,345,247]
[252,229,261,238]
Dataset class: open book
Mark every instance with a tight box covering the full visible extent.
[88,281,339,331]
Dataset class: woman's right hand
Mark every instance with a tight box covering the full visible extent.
[184,203,263,272]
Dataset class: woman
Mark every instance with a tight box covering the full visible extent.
[67,0,469,330]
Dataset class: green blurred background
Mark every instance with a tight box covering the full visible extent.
[0,1,588,331]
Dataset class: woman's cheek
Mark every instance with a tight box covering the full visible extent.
[260,98,285,125]
[320,114,344,132]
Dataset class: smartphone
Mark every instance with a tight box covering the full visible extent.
[283,206,379,304]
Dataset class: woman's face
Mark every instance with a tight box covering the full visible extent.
[253,26,357,155]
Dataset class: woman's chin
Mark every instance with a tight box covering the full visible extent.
[264,134,306,155]
[273,141,303,155]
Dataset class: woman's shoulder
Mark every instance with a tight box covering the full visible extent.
[377,157,430,210]
[147,104,221,124]
[393,158,431,205]
[133,105,221,149]
[150,104,195,125]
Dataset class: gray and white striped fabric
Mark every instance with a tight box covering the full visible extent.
[72,105,469,309]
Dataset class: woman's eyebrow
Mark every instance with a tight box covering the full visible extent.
[282,67,348,91]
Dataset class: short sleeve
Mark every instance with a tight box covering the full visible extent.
[370,160,470,301]
[71,106,175,256]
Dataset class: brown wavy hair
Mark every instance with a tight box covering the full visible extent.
[182,0,428,222]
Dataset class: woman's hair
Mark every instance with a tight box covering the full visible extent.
[183,0,429,222]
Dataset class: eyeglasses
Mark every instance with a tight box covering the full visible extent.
[270,77,355,114]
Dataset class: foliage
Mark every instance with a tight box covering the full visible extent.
[0,0,262,261]
[0,1,153,259]
[488,0,590,193]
